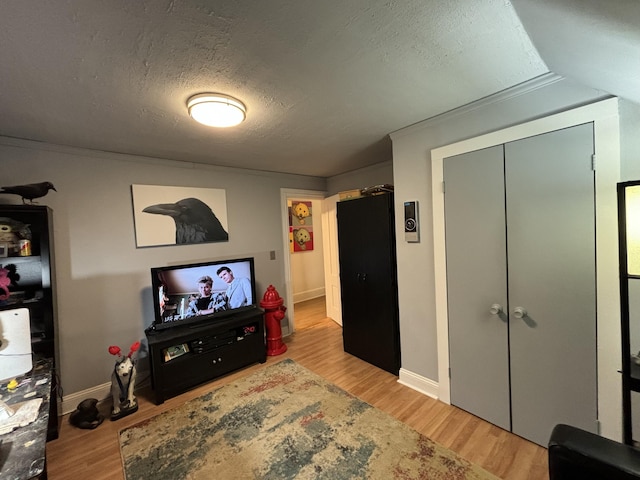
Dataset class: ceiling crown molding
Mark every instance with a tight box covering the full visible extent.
[389,73,565,140]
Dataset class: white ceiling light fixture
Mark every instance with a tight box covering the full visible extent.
[187,93,247,128]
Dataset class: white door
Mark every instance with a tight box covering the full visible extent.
[322,194,342,326]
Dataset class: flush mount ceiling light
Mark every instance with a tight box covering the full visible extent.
[187,93,247,128]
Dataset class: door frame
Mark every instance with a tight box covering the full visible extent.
[280,188,328,333]
[431,97,621,439]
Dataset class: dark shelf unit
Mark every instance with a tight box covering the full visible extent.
[618,180,640,445]
[145,309,266,404]
[0,204,58,440]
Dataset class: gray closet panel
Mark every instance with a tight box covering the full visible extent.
[444,123,597,446]
[506,123,597,445]
[444,145,510,431]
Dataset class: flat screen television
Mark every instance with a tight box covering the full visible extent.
[150,257,257,331]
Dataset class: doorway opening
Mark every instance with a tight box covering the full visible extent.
[280,188,334,333]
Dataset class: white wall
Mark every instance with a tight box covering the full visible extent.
[0,138,325,398]
[620,100,640,180]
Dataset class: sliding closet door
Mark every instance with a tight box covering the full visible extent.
[444,145,510,431]
[506,123,597,446]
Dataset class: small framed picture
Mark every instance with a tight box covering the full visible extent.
[163,343,190,362]
[0,243,8,258]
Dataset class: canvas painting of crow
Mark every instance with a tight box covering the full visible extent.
[131,185,229,247]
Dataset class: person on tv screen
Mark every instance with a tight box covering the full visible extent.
[185,275,226,317]
[158,283,169,316]
[217,266,252,309]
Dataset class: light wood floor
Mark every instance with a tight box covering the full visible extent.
[45,297,548,479]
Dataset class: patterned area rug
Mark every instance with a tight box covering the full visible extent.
[119,359,498,479]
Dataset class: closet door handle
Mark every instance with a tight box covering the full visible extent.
[489,304,503,315]
[513,307,527,319]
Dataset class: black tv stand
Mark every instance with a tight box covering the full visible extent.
[145,309,266,404]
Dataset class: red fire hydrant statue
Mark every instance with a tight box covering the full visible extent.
[260,285,288,356]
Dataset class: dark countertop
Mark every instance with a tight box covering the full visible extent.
[0,358,52,480]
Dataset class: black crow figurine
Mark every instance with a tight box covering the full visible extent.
[0,181,57,204]
[143,197,229,244]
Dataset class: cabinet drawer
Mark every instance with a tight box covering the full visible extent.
[160,335,264,395]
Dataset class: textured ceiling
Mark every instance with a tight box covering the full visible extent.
[511,0,640,106]
[0,1,635,177]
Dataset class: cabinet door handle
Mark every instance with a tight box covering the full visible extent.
[513,307,527,319]
[489,304,503,315]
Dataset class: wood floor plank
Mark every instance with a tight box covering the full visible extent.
[45,297,548,479]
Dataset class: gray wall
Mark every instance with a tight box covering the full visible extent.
[326,160,394,196]
[390,75,639,383]
[3,75,637,409]
[0,138,325,395]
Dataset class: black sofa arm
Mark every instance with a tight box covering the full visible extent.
[549,424,640,480]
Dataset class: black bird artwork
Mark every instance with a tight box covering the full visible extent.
[0,181,57,204]
[143,197,229,244]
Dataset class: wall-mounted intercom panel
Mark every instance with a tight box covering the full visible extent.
[404,201,419,242]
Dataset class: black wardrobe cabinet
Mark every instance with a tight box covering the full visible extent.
[336,193,401,375]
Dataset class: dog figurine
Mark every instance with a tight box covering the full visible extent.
[108,342,140,420]
[69,398,104,429]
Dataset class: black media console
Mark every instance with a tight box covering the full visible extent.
[145,309,266,404]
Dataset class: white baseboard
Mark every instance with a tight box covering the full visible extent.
[60,374,152,415]
[398,368,439,400]
[61,382,112,415]
[293,288,325,304]
[61,367,435,417]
